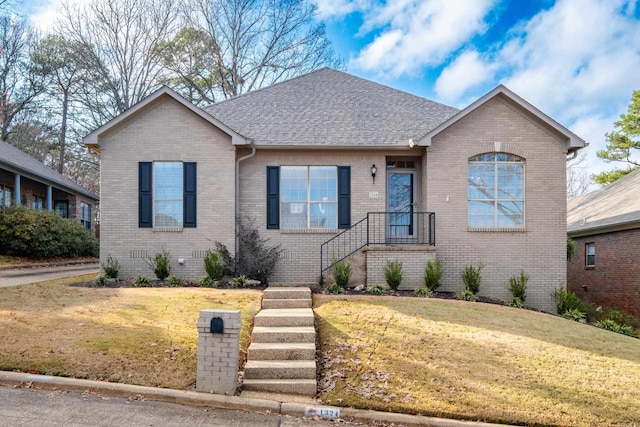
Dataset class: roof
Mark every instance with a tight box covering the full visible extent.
[205,67,459,148]
[567,168,640,236]
[0,139,98,200]
[418,84,586,152]
[83,86,249,152]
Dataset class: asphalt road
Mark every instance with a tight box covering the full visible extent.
[0,386,358,427]
[0,264,99,288]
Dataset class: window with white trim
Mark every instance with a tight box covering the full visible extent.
[0,185,11,206]
[154,162,183,227]
[280,166,337,229]
[586,242,595,267]
[80,201,91,229]
[468,153,524,228]
[32,195,44,211]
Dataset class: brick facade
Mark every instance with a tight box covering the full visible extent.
[568,229,640,318]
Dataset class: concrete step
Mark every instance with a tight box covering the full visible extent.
[244,360,316,380]
[262,298,312,309]
[263,287,311,301]
[242,379,316,396]
[254,308,315,327]
[248,342,316,361]
[251,326,316,343]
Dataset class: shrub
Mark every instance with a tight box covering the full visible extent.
[367,284,385,295]
[561,308,587,323]
[102,254,120,279]
[456,289,477,302]
[94,275,107,287]
[325,282,344,294]
[567,237,576,261]
[601,308,637,328]
[508,269,528,303]
[147,249,171,280]
[203,250,224,281]
[199,276,217,288]
[552,288,582,315]
[596,319,635,336]
[132,275,151,287]
[413,287,433,297]
[460,264,483,295]
[423,260,442,291]
[0,206,98,259]
[332,259,352,288]
[215,218,280,284]
[167,275,183,287]
[230,275,248,288]
[384,260,403,290]
[506,297,524,308]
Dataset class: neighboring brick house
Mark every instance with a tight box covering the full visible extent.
[0,139,99,232]
[567,169,640,318]
[84,68,585,312]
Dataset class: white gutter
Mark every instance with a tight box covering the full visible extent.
[235,141,256,263]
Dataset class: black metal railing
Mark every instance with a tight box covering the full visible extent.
[320,212,435,283]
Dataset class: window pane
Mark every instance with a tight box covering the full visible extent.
[497,153,524,162]
[469,153,495,162]
[497,201,524,227]
[468,201,494,227]
[280,166,308,202]
[155,201,183,226]
[468,163,494,199]
[281,202,307,229]
[310,166,336,201]
[497,163,524,199]
[310,203,336,228]
[155,162,183,199]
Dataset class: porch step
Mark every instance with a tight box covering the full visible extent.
[244,360,316,379]
[248,342,316,360]
[254,308,315,327]
[242,379,317,395]
[251,326,316,343]
[262,298,312,309]
[263,287,311,300]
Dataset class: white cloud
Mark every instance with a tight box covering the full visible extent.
[434,50,495,103]
[349,0,498,77]
[312,0,369,20]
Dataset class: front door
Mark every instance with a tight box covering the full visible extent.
[387,170,415,240]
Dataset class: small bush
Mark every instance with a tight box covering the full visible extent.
[561,308,587,323]
[384,260,403,290]
[199,276,217,288]
[147,250,171,280]
[366,284,385,295]
[204,250,225,281]
[230,275,248,288]
[508,269,528,303]
[94,275,107,287]
[552,288,582,315]
[596,319,635,336]
[167,275,183,287]
[460,264,483,295]
[601,308,637,328]
[325,282,344,294]
[102,254,120,279]
[414,287,433,298]
[332,259,352,288]
[456,289,477,302]
[132,275,151,287]
[567,237,576,261]
[423,260,442,291]
[506,297,525,308]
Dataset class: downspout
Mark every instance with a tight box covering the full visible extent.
[235,140,256,268]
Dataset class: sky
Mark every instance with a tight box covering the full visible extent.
[19,0,640,183]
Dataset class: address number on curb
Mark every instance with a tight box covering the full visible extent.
[304,406,340,419]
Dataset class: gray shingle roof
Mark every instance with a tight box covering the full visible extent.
[0,139,98,200]
[567,168,640,234]
[205,68,459,147]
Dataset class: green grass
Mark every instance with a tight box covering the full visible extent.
[315,295,640,426]
[0,274,262,389]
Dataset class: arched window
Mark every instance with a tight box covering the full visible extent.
[468,153,524,228]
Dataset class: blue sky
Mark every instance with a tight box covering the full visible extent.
[22,0,640,181]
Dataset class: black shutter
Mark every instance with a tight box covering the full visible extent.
[266,166,279,229]
[139,162,153,228]
[338,166,351,229]
[183,162,197,228]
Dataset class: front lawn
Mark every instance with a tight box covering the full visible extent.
[0,274,262,389]
[315,295,640,426]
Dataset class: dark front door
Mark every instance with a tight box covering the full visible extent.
[387,171,415,239]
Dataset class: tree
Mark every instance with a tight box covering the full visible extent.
[181,0,341,100]
[566,152,591,198]
[593,90,640,185]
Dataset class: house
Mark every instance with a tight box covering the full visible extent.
[0,139,99,232]
[567,169,640,318]
[84,68,584,312]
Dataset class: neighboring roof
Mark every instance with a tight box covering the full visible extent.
[567,168,640,236]
[0,139,98,200]
[83,86,249,152]
[205,67,459,148]
[418,84,586,153]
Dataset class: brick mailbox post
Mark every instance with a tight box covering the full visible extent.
[196,309,242,395]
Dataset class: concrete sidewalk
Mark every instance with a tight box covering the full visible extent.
[0,263,99,287]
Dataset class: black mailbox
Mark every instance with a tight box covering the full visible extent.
[210,317,224,333]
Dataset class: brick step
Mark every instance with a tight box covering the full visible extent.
[242,379,316,396]
[262,298,312,309]
[254,308,315,327]
[244,360,316,380]
[248,342,316,361]
[262,287,311,301]
[251,326,315,343]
